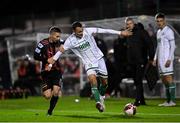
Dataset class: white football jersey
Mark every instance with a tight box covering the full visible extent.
[155,26,175,61]
[63,27,120,64]
[154,26,175,75]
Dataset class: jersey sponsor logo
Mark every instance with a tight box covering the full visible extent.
[35,48,41,53]
[88,63,92,67]
[38,43,43,48]
[79,41,90,50]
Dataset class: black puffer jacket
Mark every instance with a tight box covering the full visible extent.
[125,23,154,65]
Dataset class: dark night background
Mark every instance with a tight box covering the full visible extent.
[0,0,180,29]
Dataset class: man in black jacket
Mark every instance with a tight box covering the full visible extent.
[124,18,154,106]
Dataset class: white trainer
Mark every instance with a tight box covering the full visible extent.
[168,101,176,106]
[158,101,169,107]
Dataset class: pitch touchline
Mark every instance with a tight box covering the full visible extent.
[26,109,180,116]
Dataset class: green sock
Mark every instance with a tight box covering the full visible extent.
[91,87,100,102]
[98,78,108,96]
[165,84,170,102]
[99,83,108,96]
[169,83,176,102]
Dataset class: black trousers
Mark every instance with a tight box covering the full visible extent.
[129,64,145,102]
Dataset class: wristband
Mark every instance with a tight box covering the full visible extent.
[48,64,52,68]
[53,51,62,61]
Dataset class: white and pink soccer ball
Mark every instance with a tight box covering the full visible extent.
[123,103,137,116]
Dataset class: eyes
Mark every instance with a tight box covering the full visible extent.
[156,20,163,23]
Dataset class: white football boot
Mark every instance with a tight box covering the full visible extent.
[158,101,169,107]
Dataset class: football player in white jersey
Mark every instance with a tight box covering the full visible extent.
[47,21,132,112]
[153,13,176,106]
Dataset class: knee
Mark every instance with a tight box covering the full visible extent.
[53,91,60,97]
[43,93,52,100]
[101,78,108,85]
[53,89,60,97]
[88,75,97,83]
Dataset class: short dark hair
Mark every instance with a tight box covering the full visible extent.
[125,17,134,23]
[72,21,82,30]
[49,26,61,34]
[155,13,165,19]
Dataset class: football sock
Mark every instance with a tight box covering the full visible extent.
[165,84,170,102]
[49,96,59,113]
[98,78,108,96]
[99,83,108,96]
[169,83,176,102]
[91,87,100,102]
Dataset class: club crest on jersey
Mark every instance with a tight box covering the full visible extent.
[88,63,92,67]
[79,41,90,50]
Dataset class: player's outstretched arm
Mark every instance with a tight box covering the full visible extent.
[87,27,132,37]
[120,30,132,37]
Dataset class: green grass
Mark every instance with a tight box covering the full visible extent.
[0,96,180,122]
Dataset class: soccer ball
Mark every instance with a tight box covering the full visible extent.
[123,103,137,116]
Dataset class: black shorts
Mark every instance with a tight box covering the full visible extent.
[41,70,63,92]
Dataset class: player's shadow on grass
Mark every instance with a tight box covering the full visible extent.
[54,114,109,120]
[54,113,143,120]
[103,113,142,119]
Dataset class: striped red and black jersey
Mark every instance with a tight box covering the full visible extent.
[34,38,64,71]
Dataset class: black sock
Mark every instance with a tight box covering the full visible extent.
[48,96,59,113]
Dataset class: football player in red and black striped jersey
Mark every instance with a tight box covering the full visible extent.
[34,26,64,115]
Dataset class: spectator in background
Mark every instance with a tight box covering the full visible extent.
[105,49,121,98]
[14,55,41,96]
[153,13,176,106]
[122,17,154,106]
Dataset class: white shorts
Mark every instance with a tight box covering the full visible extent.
[158,58,174,76]
[84,58,108,78]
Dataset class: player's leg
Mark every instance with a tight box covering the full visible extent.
[43,88,52,100]
[163,75,176,106]
[159,75,172,106]
[41,71,52,100]
[88,73,104,112]
[98,77,108,96]
[162,76,170,102]
[47,70,62,115]
[97,58,108,96]
[88,74,100,101]
[42,85,54,115]
[47,85,61,115]
[158,59,175,106]
[85,62,104,112]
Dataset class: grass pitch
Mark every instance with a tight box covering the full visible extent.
[0,96,180,122]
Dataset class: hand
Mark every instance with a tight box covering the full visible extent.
[59,45,65,52]
[165,60,171,68]
[152,60,157,66]
[45,64,52,71]
[120,30,132,37]
[47,57,55,64]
